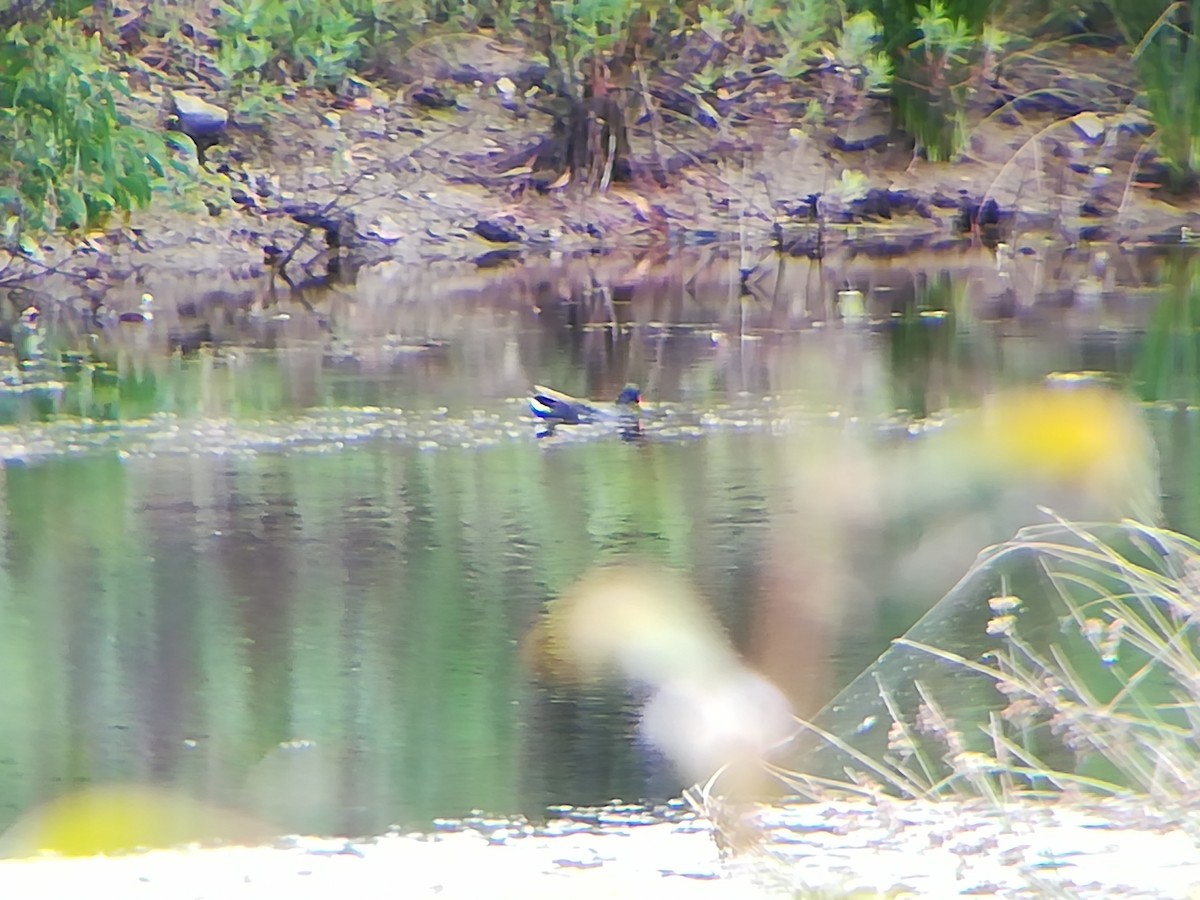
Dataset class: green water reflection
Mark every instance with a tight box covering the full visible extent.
[0,437,805,835]
[0,246,1198,838]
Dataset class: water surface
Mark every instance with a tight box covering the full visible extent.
[1,245,1197,837]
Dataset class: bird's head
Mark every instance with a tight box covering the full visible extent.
[617,384,642,407]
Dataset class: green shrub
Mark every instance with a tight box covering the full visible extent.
[213,0,366,88]
[0,17,168,233]
[856,0,999,160]
[1109,0,1200,192]
[542,0,639,82]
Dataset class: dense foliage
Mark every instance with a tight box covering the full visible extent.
[0,16,169,236]
[1109,0,1200,191]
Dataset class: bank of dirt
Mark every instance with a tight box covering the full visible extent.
[5,35,1200,311]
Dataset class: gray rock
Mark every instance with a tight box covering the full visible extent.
[171,93,229,139]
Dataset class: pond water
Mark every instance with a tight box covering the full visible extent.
[0,244,1198,840]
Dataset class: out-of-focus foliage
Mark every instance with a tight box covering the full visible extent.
[772,522,1200,809]
[526,564,796,789]
[0,785,274,857]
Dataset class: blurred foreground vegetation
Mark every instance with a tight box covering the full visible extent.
[765,521,1200,812]
[1,0,1200,237]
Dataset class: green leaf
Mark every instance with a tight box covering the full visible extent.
[17,234,41,259]
[58,185,88,229]
[88,190,116,215]
[145,152,166,178]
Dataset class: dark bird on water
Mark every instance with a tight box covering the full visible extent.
[529,383,642,426]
